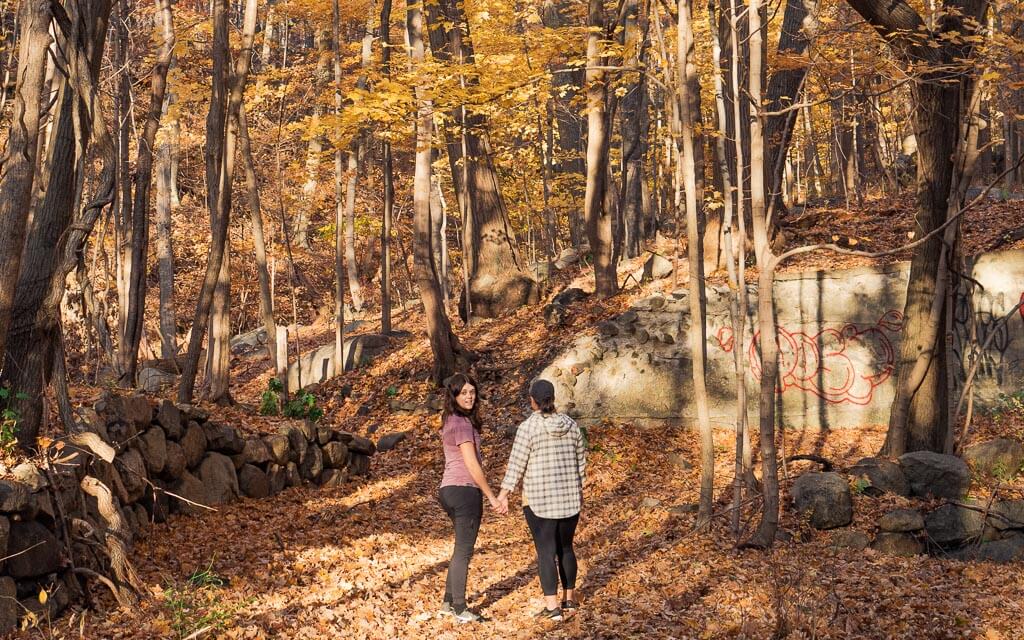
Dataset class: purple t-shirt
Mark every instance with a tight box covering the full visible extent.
[440,414,483,488]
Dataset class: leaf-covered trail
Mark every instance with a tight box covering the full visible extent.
[66,417,1024,640]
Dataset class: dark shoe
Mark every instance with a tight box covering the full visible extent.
[533,607,563,621]
[562,599,578,611]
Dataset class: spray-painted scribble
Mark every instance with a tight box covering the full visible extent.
[715,310,904,406]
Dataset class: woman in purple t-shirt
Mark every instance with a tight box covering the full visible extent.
[437,372,505,623]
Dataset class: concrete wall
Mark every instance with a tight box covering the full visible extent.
[543,249,1024,429]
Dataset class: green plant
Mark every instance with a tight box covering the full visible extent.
[259,379,283,416]
[385,385,399,398]
[851,477,870,495]
[988,390,1024,419]
[0,385,28,452]
[163,562,241,639]
[283,389,324,422]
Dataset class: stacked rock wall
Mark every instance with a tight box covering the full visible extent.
[544,248,1024,429]
[0,392,375,632]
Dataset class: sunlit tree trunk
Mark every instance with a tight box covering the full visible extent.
[408,0,467,384]
[585,0,616,297]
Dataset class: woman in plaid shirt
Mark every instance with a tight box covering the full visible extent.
[498,379,587,621]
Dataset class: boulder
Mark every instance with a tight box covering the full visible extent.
[287,334,392,390]
[962,438,1024,478]
[96,392,153,429]
[176,403,209,423]
[239,465,271,499]
[138,366,177,393]
[989,500,1024,531]
[163,441,187,480]
[898,451,971,500]
[322,442,350,469]
[268,465,287,494]
[230,326,268,355]
[948,535,1024,563]
[19,580,70,621]
[543,303,568,328]
[243,439,271,466]
[0,516,8,562]
[924,502,988,547]
[169,471,209,515]
[642,253,674,281]
[180,421,208,469]
[348,453,371,477]
[11,464,47,492]
[286,426,308,463]
[202,422,245,455]
[346,434,376,456]
[299,444,324,482]
[106,420,139,448]
[196,453,240,505]
[598,321,619,337]
[791,472,853,530]
[138,427,168,475]
[849,457,910,497]
[143,484,171,523]
[830,530,870,551]
[156,400,184,439]
[0,481,31,513]
[6,522,60,578]
[376,432,409,453]
[0,577,15,633]
[116,448,148,504]
[263,434,290,466]
[554,248,579,270]
[871,532,923,557]
[285,462,301,487]
[552,287,587,307]
[458,272,540,320]
[317,426,333,446]
[879,509,924,533]
[320,468,348,488]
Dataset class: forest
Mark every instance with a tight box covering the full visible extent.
[0,0,1023,635]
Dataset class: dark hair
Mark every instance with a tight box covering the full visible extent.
[442,372,482,431]
[529,379,556,414]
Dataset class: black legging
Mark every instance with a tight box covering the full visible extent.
[524,506,580,597]
[438,486,483,612]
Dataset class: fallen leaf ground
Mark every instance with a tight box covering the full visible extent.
[27,196,1024,639]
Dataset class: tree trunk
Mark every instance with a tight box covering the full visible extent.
[238,106,276,373]
[424,0,538,319]
[3,0,114,446]
[178,0,258,403]
[408,0,465,384]
[0,0,52,371]
[746,0,781,549]
[123,0,176,384]
[380,0,394,335]
[845,0,988,455]
[585,0,617,297]
[619,0,645,260]
[293,28,331,250]
[155,90,177,360]
[677,0,714,524]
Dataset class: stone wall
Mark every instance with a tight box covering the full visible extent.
[543,248,1024,429]
[0,392,377,632]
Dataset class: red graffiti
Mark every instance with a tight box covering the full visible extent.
[715,310,904,406]
[1019,292,1024,321]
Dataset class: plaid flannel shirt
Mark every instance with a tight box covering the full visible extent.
[500,412,587,519]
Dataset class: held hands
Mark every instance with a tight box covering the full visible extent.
[488,494,508,515]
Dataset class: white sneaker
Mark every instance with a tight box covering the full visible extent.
[454,608,483,624]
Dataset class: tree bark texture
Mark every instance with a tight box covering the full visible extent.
[585,0,617,297]
[0,0,52,372]
[846,0,988,455]
[424,0,539,319]
[123,0,176,384]
[409,0,465,384]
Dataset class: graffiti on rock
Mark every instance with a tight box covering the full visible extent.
[715,310,904,406]
[951,289,1022,390]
